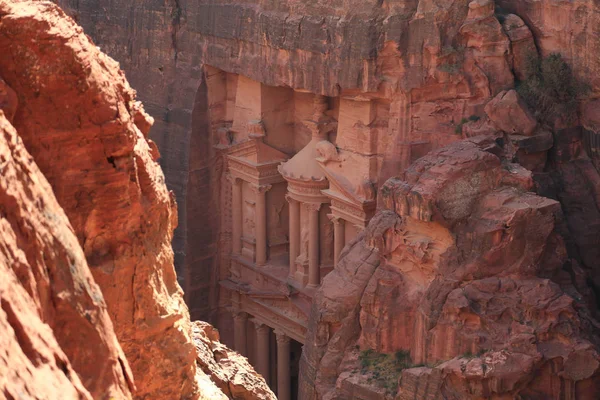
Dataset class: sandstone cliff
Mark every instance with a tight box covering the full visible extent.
[0,2,274,399]
[0,108,132,399]
[46,0,600,398]
[52,0,600,322]
[300,137,600,399]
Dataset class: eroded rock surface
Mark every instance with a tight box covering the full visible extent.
[301,139,600,399]
[45,0,600,398]
[53,0,600,326]
[193,322,277,400]
[497,0,600,94]
[0,108,132,399]
[0,2,272,400]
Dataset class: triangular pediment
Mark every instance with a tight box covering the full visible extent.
[228,138,288,166]
[244,290,309,319]
[256,297,309,321]
[320,165,374,205]
[321,170,355,203]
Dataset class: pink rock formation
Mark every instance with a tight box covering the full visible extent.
[0,2,274,400]
[485,90,538,135]
[193,322,277,400]
[45,0,600,398]
[0,1,197,397]
[301,139,600,399]
[0,107,132,399]
[497,0,600,94]
[501,13,538,81]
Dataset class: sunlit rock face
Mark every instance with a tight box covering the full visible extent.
[301,139,600,399]
[0,2,274,400]
[52,0,526,320]
[53,0,600,321]
[0,106,132,400]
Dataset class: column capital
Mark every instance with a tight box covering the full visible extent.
[253,320,270,333]
[327,213,345,226]
[226,173,243,185]
[274,330,290,345]
[232,310,248,322]
[285,194,298,204]
[304,202,322,212]
[250,184,272,195]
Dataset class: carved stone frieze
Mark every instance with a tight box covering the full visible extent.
[249,184,272,195]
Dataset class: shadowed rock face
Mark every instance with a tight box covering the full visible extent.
[300,139,600,399]
[0,2,274,400]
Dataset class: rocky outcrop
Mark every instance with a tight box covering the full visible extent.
[0,107,132,399]
[485,90,538,135]
[0,2,273,400]
[53,0,600,326]
[497,0,600,95]
[193,322,277,400]
[300,139,600,399]
[0,1,197,397]
[51,0,524,315]
[500,13,537,81]
[45,0,600,398]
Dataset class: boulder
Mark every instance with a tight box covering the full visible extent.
[485,89,538,135]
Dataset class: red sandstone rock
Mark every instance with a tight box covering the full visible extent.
[497,0,600,94]
[0,2,197,397]
[582,99,600,133]
[0,3,272,400]
[48,1,600,399]
[485,90,538,135]
[0,77,16,122]
[0,109,132,399]
[301,140,600,399]
[192,322,277,400]
[501,14,538,81]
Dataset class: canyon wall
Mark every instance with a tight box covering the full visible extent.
[52,0,600,323]
[0,103,132,400]
[0,1,274,399]
[301,137,600,399]
[47,0,600,398]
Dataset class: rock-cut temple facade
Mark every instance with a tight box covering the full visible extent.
[210,68,423,399]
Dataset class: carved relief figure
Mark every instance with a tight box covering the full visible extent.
[299,217,309,263]
[269,202,286,239]
[321,217,334,262]
[244,201,256,236]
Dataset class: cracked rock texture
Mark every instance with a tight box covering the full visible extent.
[47,0,600,398]
[0,108,132,400]
[0,2,273,400]
[192,322,277,400]
[52,0,600,323]
[300,139,600,399]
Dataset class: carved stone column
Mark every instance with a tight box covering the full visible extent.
[329,214,346,267]
[286,195,300,278]
[233,311,248,356]
[307,203,321,288]
[275,330,291,400]
[229,175,243,255]
[254,322,270,385]
[252,184,272,266]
